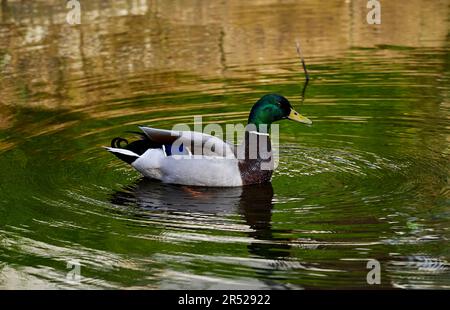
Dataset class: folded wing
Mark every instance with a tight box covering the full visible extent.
[139,126,235,158]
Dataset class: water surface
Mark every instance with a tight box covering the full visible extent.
[0,0,449,289]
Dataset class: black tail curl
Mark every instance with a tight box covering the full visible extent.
[111,137,129,148]
[110,133,161,158]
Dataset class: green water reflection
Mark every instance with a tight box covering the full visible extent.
[0,0,449,289]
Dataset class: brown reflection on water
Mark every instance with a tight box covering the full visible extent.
[0,0,448,111]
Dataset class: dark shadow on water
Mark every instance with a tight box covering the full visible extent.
[111,179,295,288]
[110,179,292,259]
[237,184,292,259]
[110,178,244,214]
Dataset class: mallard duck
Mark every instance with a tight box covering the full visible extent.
[106,94,312,187]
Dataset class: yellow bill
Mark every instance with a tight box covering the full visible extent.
[288,109,312,125]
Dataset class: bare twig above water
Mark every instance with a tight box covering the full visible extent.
[296,40,309,104]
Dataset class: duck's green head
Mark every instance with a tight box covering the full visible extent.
[248,94,312,131]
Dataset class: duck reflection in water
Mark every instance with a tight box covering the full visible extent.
[110,179,292,259]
